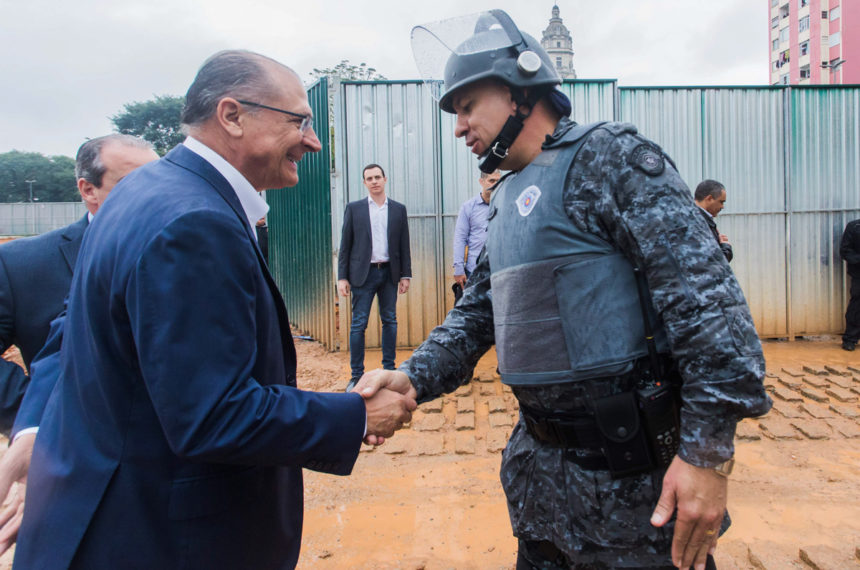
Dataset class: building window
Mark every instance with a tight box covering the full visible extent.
[799,0,808,6]
[830,6,840,20]
[779,49,790,66]
[771,16,779,28]
[800,40,809,56]
[780,4,790,18]
[771,0,778,6]
[779,27,790,43]
[773,38,780,51]
[556,56,562,67]
[799,15,810,32]
[822,10,828,18]
[829,32,841,47]
[556,41,561,47]
[800,66,810,79]
[780,74,790,85]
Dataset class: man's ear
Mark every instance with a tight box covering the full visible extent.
[214,97,245,138]
[78,178,98,207]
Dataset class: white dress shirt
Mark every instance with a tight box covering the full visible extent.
[183,137,270,236]
[368,195,389,263]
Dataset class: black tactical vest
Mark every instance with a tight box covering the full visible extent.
[487,122,669,386]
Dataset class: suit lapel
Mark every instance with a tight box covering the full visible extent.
[165,145,296,382]
[58,215,89,272]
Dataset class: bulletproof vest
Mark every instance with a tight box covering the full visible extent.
[487,122,669,386]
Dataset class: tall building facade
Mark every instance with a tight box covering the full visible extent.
[541,4,577,79]
[769,0,858,85]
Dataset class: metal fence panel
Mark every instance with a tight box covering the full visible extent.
[283,80,859,350]
[335,81,443,350]
[267,77,337,349]
[788,87,860,335]
[618,88,705,185]
[0,202,87,235]
[559,79,617,124]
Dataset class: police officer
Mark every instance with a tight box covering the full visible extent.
[358,10,771,570]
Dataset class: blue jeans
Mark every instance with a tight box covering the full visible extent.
[349,265,398,379]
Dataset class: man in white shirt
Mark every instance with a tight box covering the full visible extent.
[337,164,412,391]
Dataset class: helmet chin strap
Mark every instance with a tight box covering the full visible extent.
[477,92,537,174]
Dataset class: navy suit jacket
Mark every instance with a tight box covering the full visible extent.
[0,215,87,434]
[338,197,411,287]
[15,145,367,569]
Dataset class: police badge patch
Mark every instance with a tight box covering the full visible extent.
[629,144,665,176]
[516,185,542,216]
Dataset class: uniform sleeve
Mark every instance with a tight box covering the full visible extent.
[564,126,771,467]
[399,248,495,402]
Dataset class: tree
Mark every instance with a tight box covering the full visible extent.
[311,60,387,81]
[0,151,78,203]
[111,95,185,156]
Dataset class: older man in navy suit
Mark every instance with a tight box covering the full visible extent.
[6,51,416,569]
[337,164,412,391]
[0,134,157,435]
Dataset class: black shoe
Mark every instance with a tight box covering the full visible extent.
[345,378,360,392]
[842,341,856,351]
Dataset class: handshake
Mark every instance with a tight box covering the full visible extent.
[353,370,418,446]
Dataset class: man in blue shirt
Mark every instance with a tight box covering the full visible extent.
[452,169,501,299]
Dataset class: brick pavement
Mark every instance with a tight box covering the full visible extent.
[357,357,860,569]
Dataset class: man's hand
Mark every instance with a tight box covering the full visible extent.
[337,279,351,297]
[718,233,730,244]
[355,369,418,445]
[398,279,410,295]
[0,432,36,555]
[453,274,467,287]
[650,455,727,570]
[363,388,416,444]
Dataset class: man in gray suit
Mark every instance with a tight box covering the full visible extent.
[0,134,157,434]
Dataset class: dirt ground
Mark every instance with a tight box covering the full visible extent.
[1,338,858,569]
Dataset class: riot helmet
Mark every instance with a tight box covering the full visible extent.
[412,10,565,172]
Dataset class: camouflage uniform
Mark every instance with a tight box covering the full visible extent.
[400,118,772,568]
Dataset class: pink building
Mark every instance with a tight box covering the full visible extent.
[769,0,858,85]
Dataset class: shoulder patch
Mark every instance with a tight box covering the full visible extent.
[629,144,665,176]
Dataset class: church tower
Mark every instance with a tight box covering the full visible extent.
[540,4,577,79]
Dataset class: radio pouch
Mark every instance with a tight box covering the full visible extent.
[593,391,655,478]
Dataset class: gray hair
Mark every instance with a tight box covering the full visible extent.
[181,50,288,128]
[694,179,726,202]
[75,134,154,187]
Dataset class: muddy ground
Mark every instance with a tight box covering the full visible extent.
[1,338,858,569]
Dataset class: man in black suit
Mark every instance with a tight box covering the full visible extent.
[338,164,412,391]
[0,134,157,434]
[694,179,733,262]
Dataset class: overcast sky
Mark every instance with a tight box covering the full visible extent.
[0,0,768,157]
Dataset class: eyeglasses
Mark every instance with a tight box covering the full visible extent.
[236,100,314,133]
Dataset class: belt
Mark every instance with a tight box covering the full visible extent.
[520,403,608,470]
[370,262,390,269]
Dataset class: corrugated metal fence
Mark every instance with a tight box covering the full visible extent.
[270,81,859,350]
[0,202,87,236]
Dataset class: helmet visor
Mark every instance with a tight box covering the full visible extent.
[411,11,523,102]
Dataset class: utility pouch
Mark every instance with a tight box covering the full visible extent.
[593,391,655,478]
[637,383,681,469]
